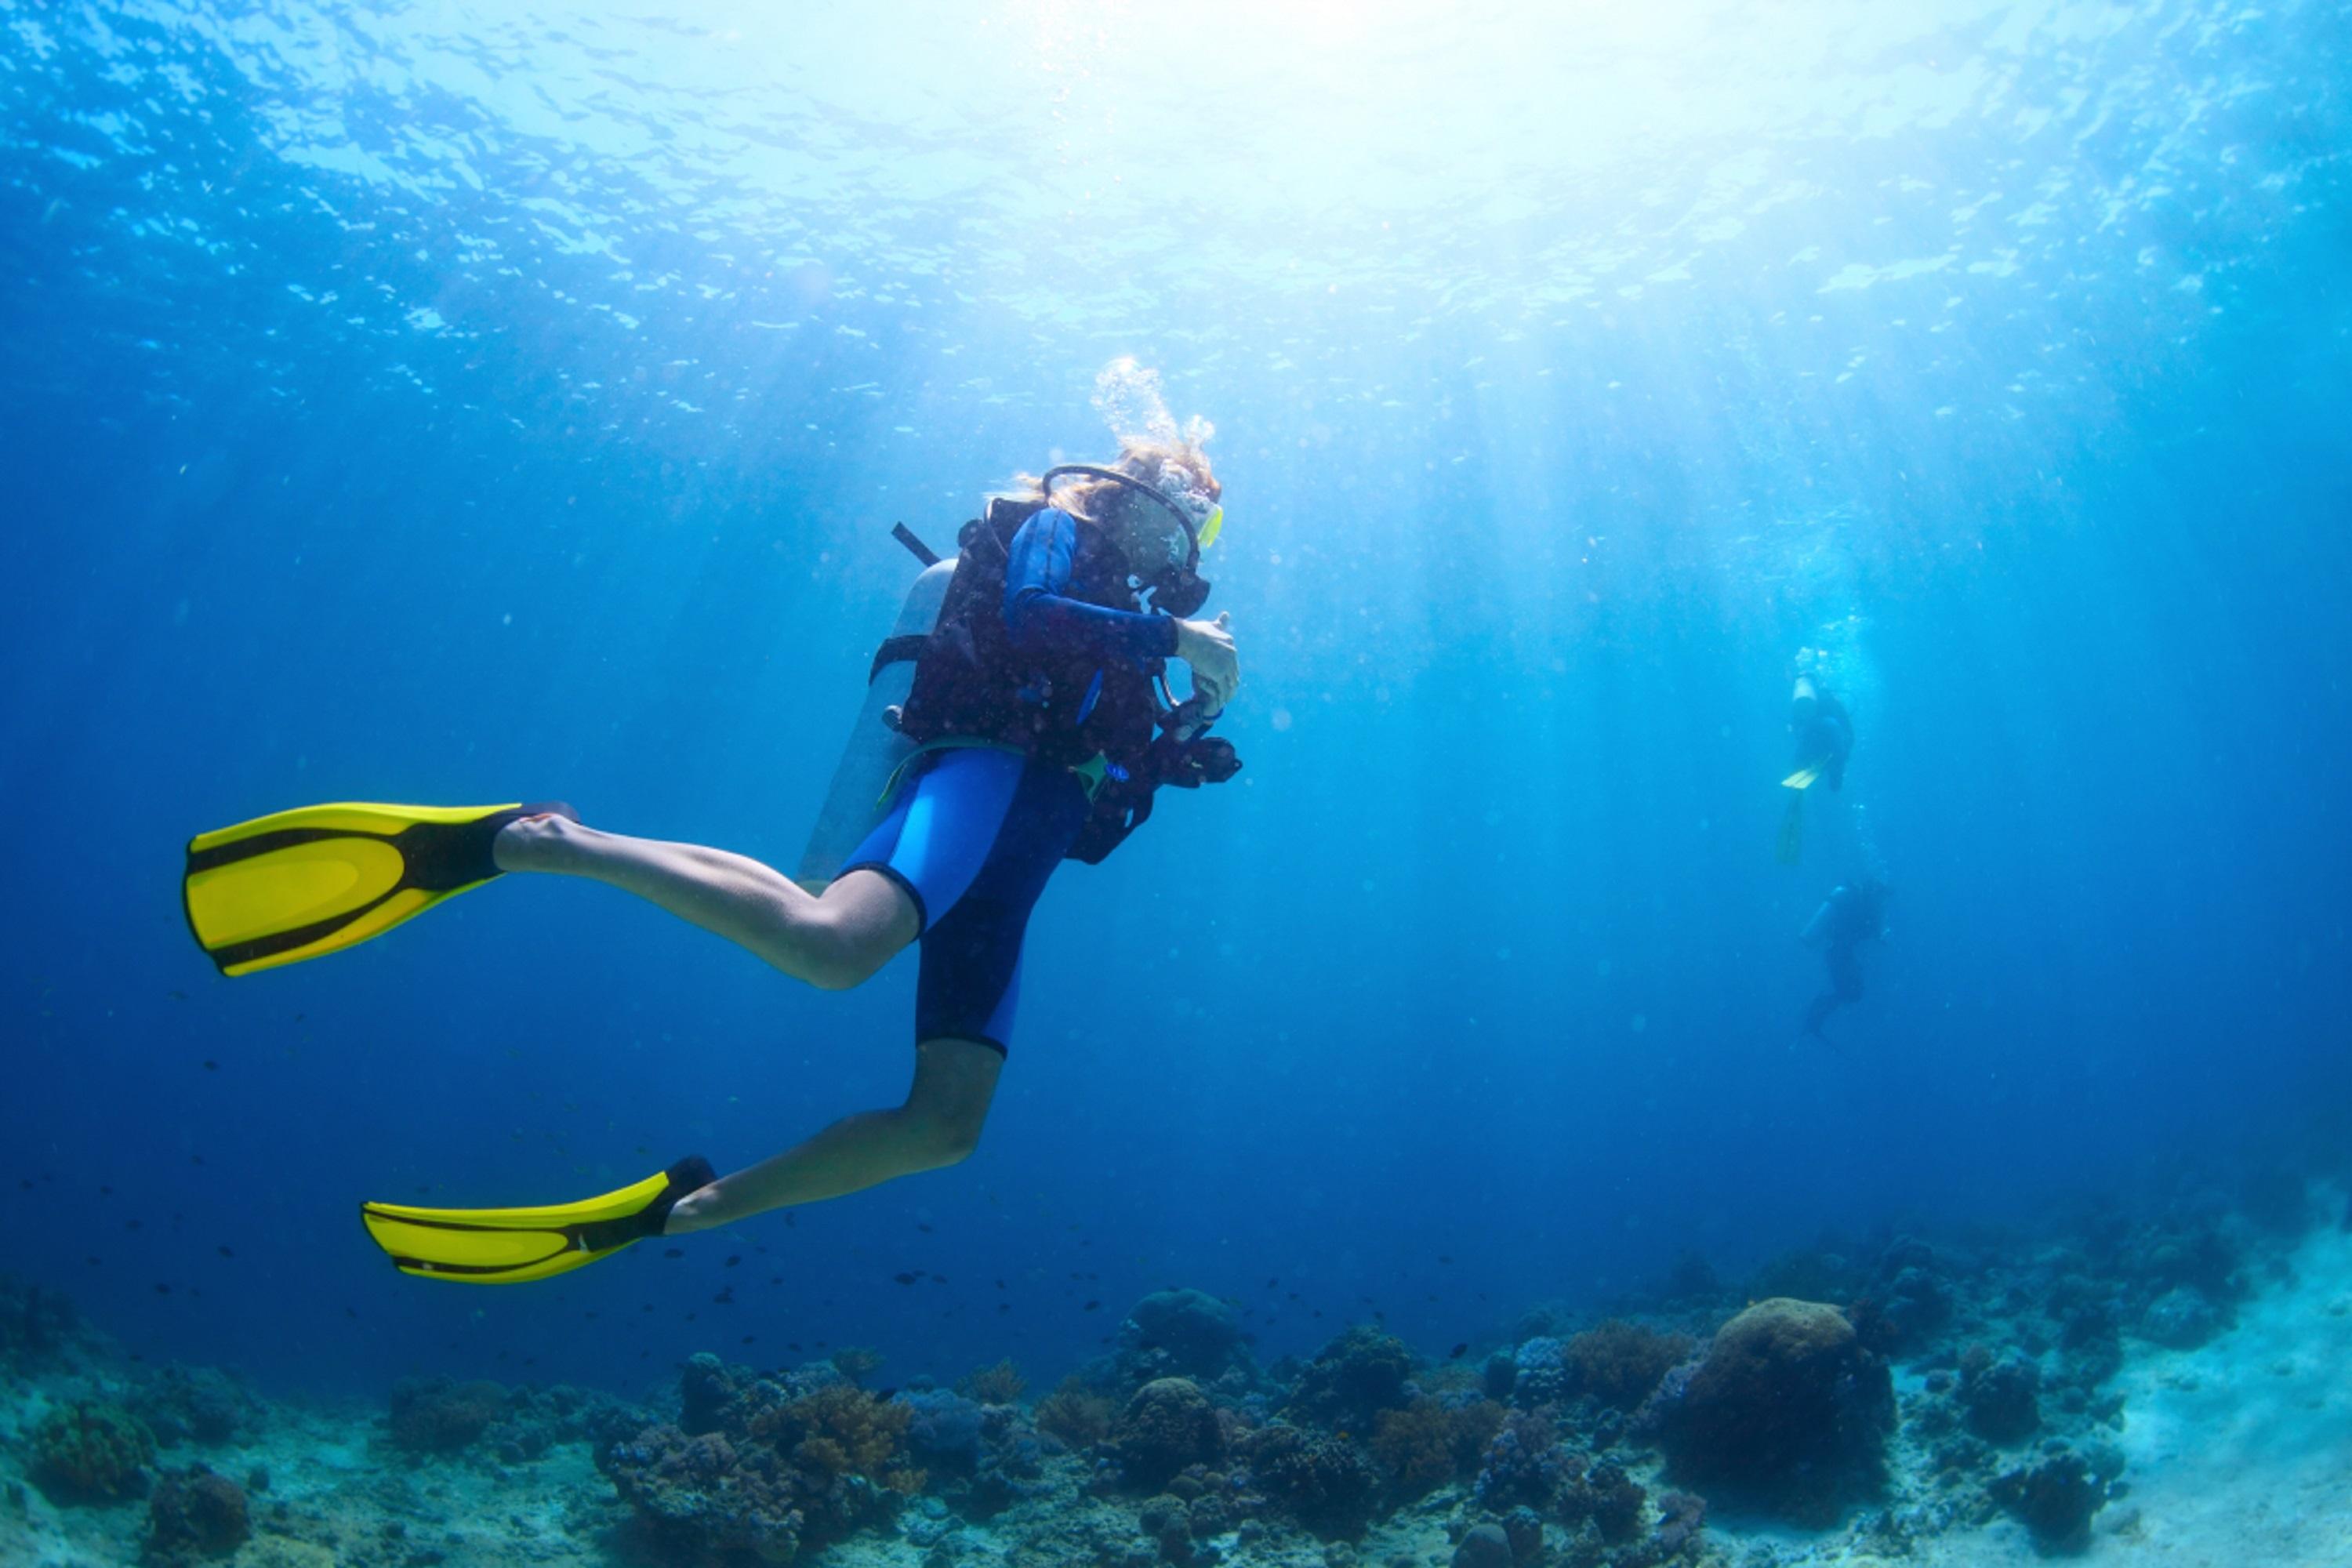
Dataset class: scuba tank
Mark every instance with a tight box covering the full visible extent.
[793,528,956,891]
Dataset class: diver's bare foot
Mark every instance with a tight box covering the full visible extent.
[493,810,586,873]
[664,1185,724,1235]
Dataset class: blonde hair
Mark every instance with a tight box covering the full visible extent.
[1003,437,1221,530]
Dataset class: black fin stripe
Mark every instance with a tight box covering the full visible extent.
[382,1247,592,1278]
[203,884,411,972]
[185,825,396,877]
[362,1209,591,1240]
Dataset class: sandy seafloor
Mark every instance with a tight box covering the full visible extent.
[5,1220,2347,1568]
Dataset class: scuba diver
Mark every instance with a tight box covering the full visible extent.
[1800,877,1887,1040]
[180,438,1243,1283]
[1776,652,1855,864]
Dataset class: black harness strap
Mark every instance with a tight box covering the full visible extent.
[869,633,930,684]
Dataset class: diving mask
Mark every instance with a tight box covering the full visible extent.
[1196,503,1224,551]
[1041,463,1218,616]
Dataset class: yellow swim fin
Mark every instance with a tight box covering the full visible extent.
[183,800,574,977]
[360,1156,716,1285]
[1776,793,1806,865]
[1782,762,1824,790]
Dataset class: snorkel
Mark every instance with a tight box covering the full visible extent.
[1040,463,1221,618]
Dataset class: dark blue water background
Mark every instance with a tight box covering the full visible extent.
[2,1,2347,1397]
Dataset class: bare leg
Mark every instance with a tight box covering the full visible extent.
[662,1040,1002,1231]
[494,814,916,989]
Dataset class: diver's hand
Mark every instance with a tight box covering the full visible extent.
[1175,612,1239,716]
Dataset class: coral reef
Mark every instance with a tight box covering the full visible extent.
[1451,1520,1513,1568]
[1958,1345,2042,1444]
[1281,1325,1416,1430]
[1241,1421,1379,1539]
[1367,1396,1502,1497]
[1036,1375,1118,1449]
[1120,1288,1254,1385]
[1563,1320,1695,1412]
[1647,1297,1892,1524]
[134,1365,263,1448]
[1852,1236,1956,1355]
[1507,1335,1567,1406]
[1110,1377,1224,1490]
[386,1376,510,1454]
[143,1465,250,1563]
[1990,1444,2120,1555]
[1472,1409,1568,1511]
[958,1357,1026,1405]
[601,1359,924,1565]
[31,1399,155,1503]
[5,1171,2342,1568]
[602,1427,806,1565]
[2140,1284,2225,1348]
[0,1273,84,1368]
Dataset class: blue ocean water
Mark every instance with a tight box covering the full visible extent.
[2,0,2346,1417]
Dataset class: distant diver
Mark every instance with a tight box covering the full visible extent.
[183,437,1243,1284]
[1800,877,1887,1040]
[1776,652,1853,865]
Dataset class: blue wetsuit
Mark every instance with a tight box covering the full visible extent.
[842,509,1173,1054]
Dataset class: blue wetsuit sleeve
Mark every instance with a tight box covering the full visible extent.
[1004,509,1180,659]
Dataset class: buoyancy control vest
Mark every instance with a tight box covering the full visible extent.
[895,498,1164,783]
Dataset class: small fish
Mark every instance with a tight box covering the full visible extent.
[125,1219,143,1231]
[724,1255,741,1268]
[85,1255,101,1266]
[1083,1300,1101,1312]
[345,1307,358,1318]
[663,1247,685,1258]
[1439,1255,1453,1264]
[201,1060,218,1071]
[995,1279,1007,1290]
[1450,1343,1469,1360]
[169,990,189,1001]
[741,1336,756,1345]
[154,1283,172,1295]
[893,1272,920,1286]
[217,1246,234,1259]
[916,1222,935,1233]
[713,1287,734,1305]
[100,1186,114,1196]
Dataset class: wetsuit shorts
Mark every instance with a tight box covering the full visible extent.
[840,746,1091,1054]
